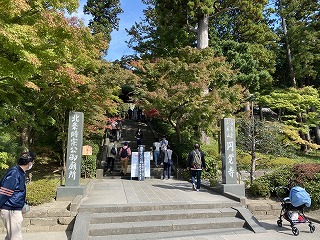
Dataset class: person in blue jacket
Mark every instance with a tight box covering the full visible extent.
[0,151,35,240]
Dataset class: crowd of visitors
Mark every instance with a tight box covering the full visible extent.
[101,109,207,192]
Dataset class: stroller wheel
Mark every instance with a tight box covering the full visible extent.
[277,219,282,227]
[309,224,315,233]
[292,227,299,236]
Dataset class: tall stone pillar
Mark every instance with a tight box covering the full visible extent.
[56,112,86,200]
[138,145,145,181]
[218,118,245,197]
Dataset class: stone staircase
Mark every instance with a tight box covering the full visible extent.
[103,119,164,179]
[72,202,254,240]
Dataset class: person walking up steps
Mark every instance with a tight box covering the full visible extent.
[152,138,161,167]
[119,142,131,176]
[135,128,143,147]
[163,145,173,180]
[159,136,168,165]
[106,139,117,175]
[187,144,206,191]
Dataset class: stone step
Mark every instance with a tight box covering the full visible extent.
[78,202,242,213]
[89,216,246,236]
[88,227,251,240]
[90,208,238,224]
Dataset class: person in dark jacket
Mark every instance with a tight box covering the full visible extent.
[0,151,35,240]
[135,128,143,147]
[187,144,206,191]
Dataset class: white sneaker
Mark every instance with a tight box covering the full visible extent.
[196,189,200,192]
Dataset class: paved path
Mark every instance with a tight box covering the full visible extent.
[80,178,236,206]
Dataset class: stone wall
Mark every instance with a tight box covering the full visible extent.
[0,201,76,233]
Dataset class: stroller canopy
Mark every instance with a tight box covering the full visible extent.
[289,186,311,207]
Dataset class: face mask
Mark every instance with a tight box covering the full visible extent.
[28,162,33,170]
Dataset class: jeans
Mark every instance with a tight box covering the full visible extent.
[191,169,202,189]
[136,138,142,146]
[106,157,115,172]
[153,150,160,166]
[163,160,172,179]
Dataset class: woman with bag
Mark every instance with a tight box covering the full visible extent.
[162,145,173,180]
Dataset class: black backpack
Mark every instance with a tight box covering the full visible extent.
[120,147,129,158]
[111,146,117,155]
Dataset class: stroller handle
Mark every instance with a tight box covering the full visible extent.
[274,186,290,199]
[274,186,290,191]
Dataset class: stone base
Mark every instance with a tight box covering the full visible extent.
[216,183,246,198]
[56,186,86,201]
[96,169,104,179]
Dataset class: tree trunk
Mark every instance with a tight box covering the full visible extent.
[315,126,320,144]
[175,124,182,144]
[168,115,182,144]
[250,101,256,184]
[197,13,209,49]
[279,0,296,88]
[259,105,263,120]
[20,126,33,151]
[297,112,308,152]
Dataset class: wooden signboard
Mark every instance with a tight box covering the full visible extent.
[82,145,92,156]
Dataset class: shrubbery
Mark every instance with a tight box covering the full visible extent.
[249,163,320,209]
[81,140,99,178]
[26,179,60,205]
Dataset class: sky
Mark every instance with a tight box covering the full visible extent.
[74,0,145,61]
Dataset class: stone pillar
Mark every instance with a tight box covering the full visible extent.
[138,145,145,181]
[56,112,85,200]
[218,118,245,197]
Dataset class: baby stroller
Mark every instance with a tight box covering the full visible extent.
[275,186,315,236]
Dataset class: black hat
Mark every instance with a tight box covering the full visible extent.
[18,152,35,165]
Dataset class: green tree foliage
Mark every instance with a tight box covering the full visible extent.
[131,47,244,143]
[237,118,293,157]
[0,0,127,168]
[84,0,123,43]
[259,86,320,150]
[269,0,320,88]
[127,0,277,94]
[126,0,196,58]
[208,0,278,92]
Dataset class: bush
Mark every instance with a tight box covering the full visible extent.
[249,164,320,209]
[249,166,293,198]
[236,151,252,172]
[250,178,271,198]
[201,141,220,182]
[292,163,320,185]
[303,173,320,209]
[291,163,320,208]
[257,156,296,169]
[81,140,99,178]
[26,179,59,205]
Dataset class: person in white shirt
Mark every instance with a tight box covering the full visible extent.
[106,139,117,174]
[162,145,173,180]
[159,137,168,165]
[152,138,161,167]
